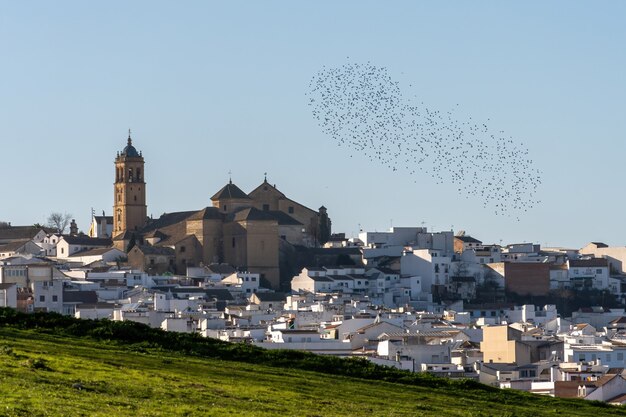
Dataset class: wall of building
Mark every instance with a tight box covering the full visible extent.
[481,326,519,364]
[504,263,550,296]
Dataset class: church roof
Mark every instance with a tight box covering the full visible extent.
[228,207,277,223]
[211,181,250,201]
[187,207,224,221]
[120,135,140,158]
[141,211,197,233]
[248,180,286,198]
[134,244,175,256]
[144,230,168,239]
[267,211,303,226]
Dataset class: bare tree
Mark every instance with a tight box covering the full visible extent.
[47,212,72,234]
[0,221,9,229]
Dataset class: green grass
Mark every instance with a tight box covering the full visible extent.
[0,310,624,416]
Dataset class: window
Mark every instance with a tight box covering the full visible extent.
[262,204,269,211]
[52,295,58,302]
[61,248,64,254]
[180,246,186,253]
[251,277,256,281]
[288,206,294,214]
[39,296,45,302]
[223,205,227,212]
[232,237,236,248]
[150,259,155,265]
[596,269,603,274]
[618,353,624,361]
[579,354,585,362]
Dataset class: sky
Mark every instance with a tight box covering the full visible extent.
[1,1,625,248]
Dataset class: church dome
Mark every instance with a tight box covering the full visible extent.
[121,135,140,157]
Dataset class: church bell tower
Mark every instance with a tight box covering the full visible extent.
[113,131,147,237]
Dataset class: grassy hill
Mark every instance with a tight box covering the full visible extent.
[0,309,623,416]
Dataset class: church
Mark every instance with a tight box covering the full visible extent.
[108,133,331,289]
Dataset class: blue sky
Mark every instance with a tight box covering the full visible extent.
[1,2,625,248]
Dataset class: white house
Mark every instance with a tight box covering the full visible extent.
[401,248,452,292]
[567,258,610,290]
[55,235,112,259]
[221,271,260,294]
[67,247,126,265]
[0,283,17,308]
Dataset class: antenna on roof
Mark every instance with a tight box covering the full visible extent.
[264,172,267,182]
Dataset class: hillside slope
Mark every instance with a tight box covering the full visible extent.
[0,311,623,416]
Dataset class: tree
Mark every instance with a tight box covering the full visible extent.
[47,212,72,234]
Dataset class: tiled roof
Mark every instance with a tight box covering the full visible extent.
[134,245,175,256]
[211,182,250,200]
[267,211,303,226]
[142,211,197,233]
[187,207,224,221]
[68,247,121,257]
[569,259,608,268]
[228,207,277,223]
[253,292,286,302]
[0,240,31,252]
[0,226,47,241]
[206,263,237,275]
[62,235,112,246]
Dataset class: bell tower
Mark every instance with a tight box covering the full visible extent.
[113,131,147,237]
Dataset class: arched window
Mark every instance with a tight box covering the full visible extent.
[128,168,133,182]
[137,168,141,181]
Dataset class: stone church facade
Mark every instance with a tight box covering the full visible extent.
[112,135,331,289]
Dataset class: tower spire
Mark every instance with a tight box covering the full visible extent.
[128,129,132,146]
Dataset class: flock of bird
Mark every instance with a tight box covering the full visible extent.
[306,61,542,218]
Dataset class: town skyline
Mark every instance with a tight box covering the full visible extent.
[2,2,626,248]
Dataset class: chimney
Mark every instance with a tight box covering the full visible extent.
[69,219,78,236]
